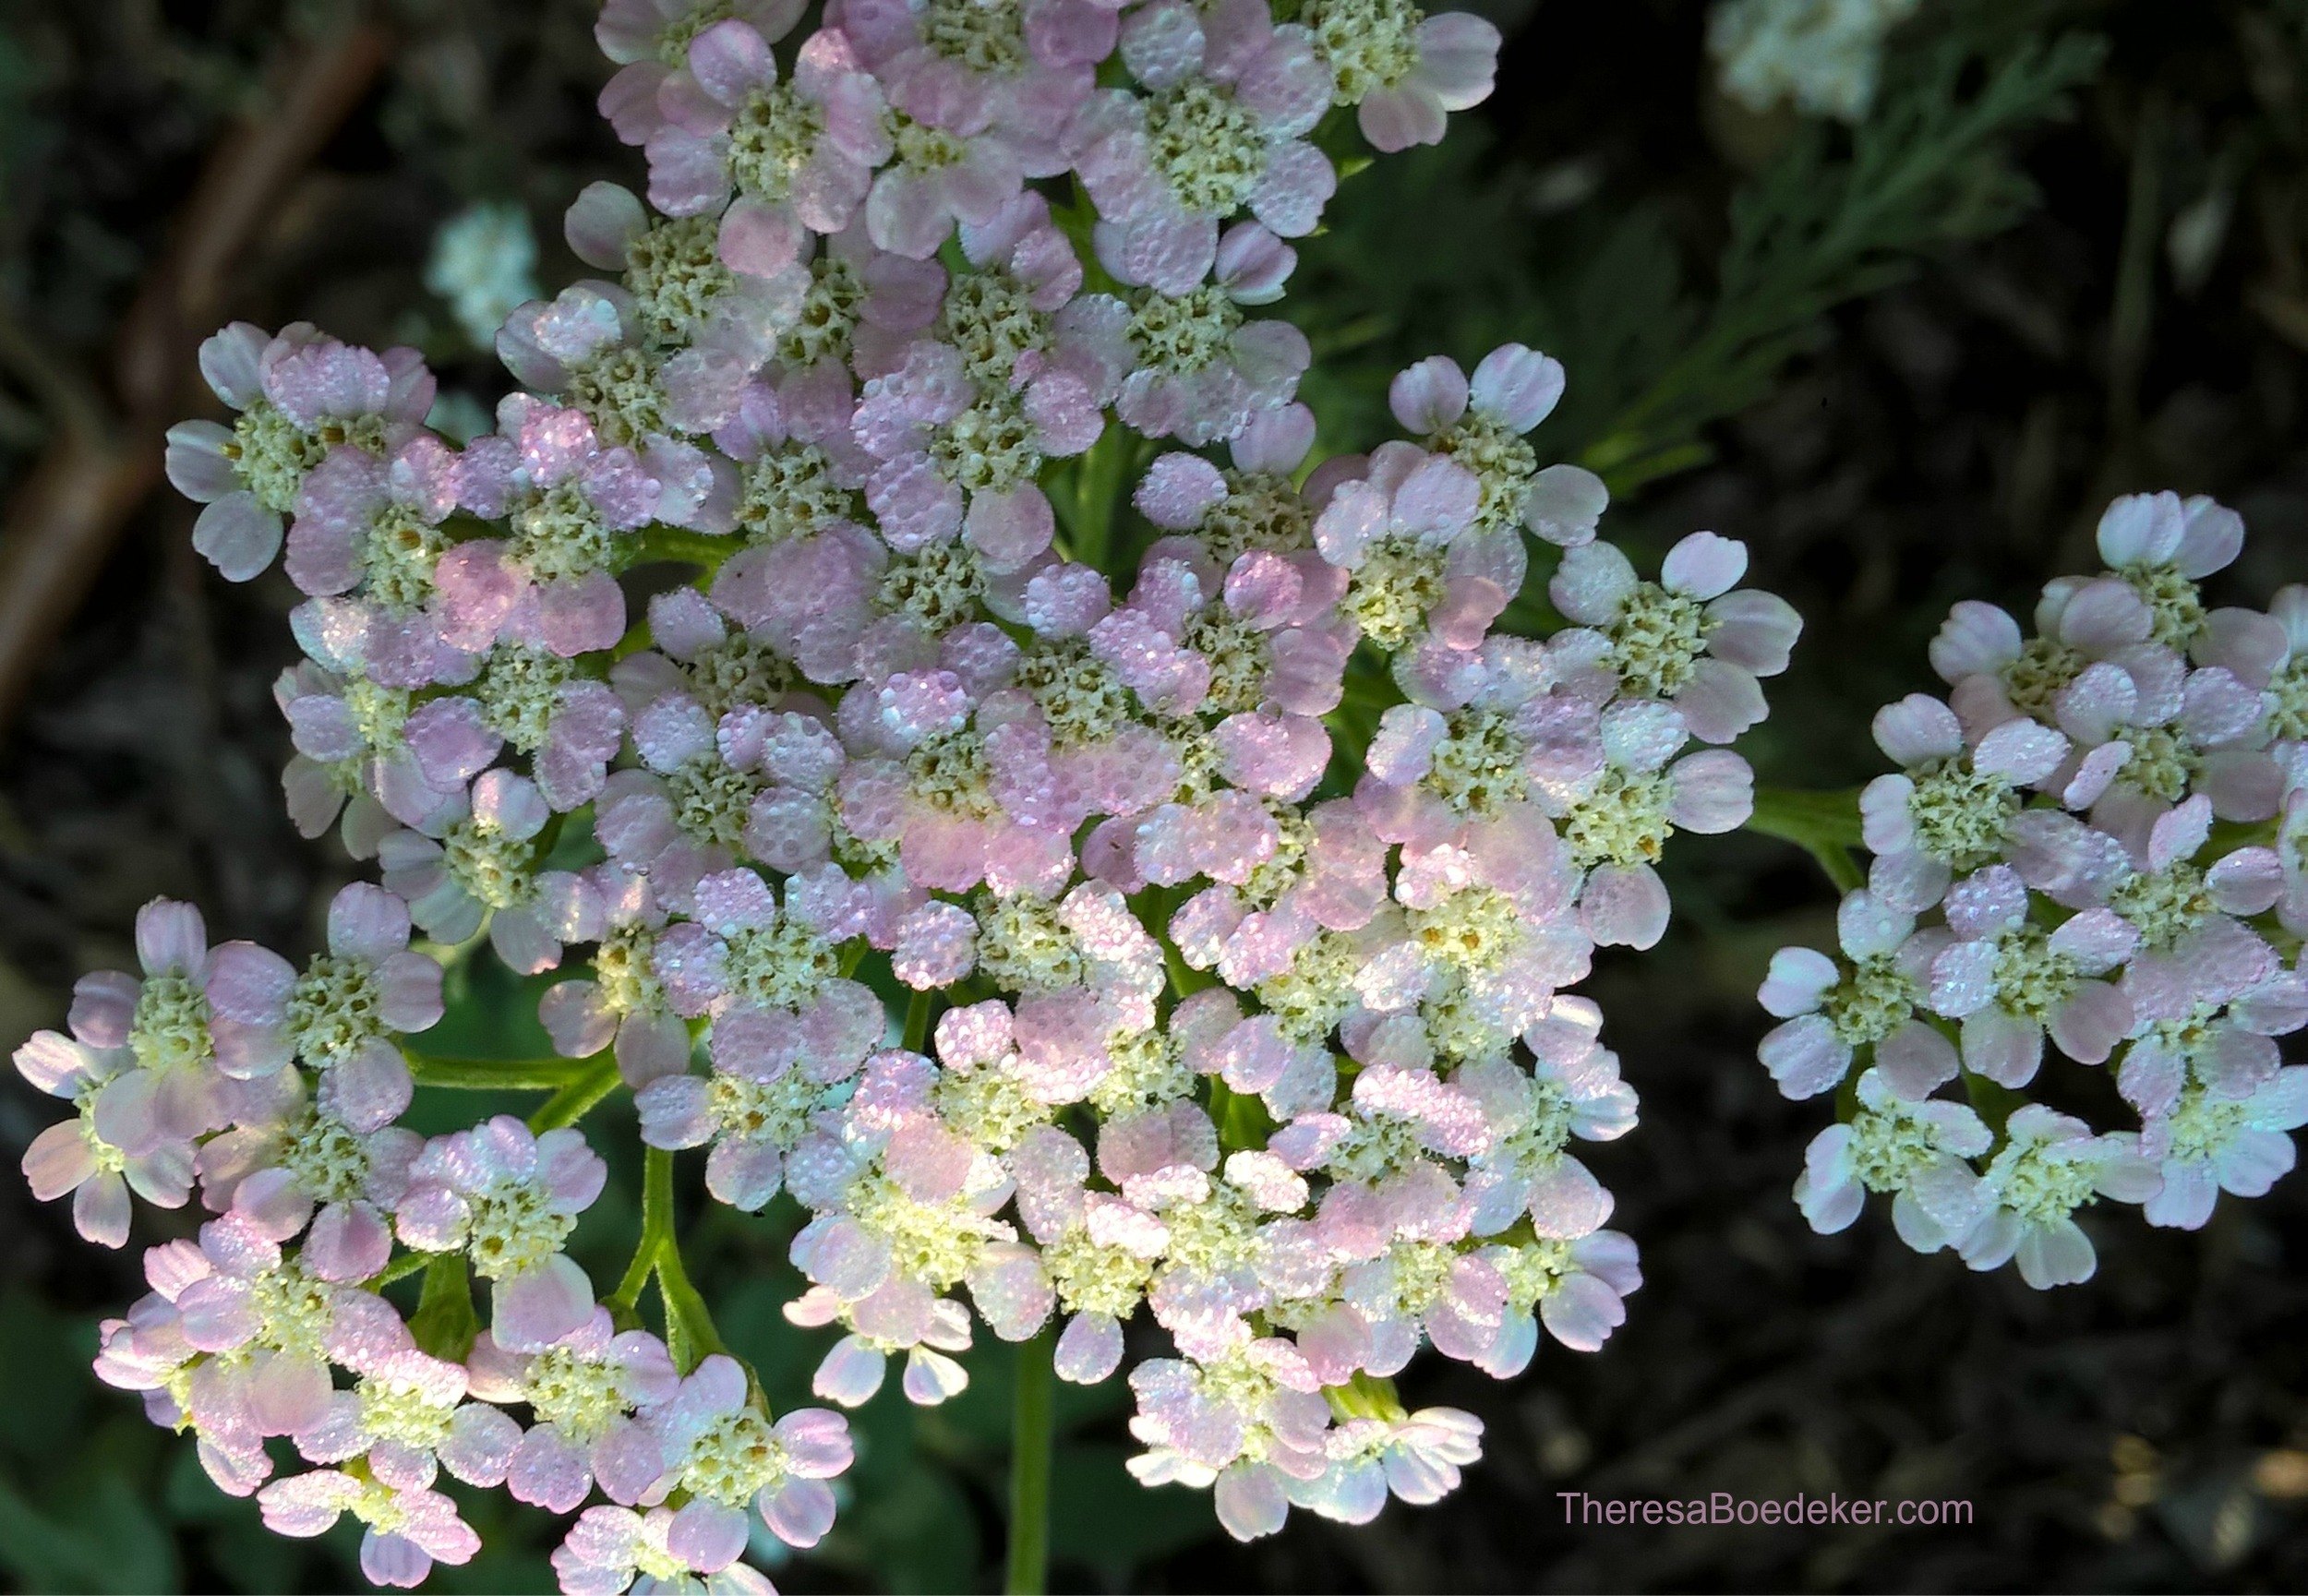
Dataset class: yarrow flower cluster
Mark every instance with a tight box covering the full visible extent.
[1707,0,1920,123]
[22,0,1815,1584]
[1759,492,2308,1289]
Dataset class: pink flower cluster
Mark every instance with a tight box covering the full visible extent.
[18,885,852,1589]
[1760,492,2308,1288]
[22,0,1809,1583]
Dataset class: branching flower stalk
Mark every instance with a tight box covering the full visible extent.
[17,0,1813,1589]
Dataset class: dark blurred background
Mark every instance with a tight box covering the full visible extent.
[5,0,2308,1590]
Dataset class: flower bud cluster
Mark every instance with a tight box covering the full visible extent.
[1759,492,2308,1288]
[25,0,1809,1582]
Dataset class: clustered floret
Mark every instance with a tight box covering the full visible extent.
[25,0,1813,1584]
[1759,492,2308,1289]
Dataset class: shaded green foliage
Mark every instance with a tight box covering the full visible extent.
[1293,4,2105,497]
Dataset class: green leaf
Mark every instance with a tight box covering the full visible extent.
[0,1470,97,1592]
[1288,3,2107,495]
[1584,11,2108,490]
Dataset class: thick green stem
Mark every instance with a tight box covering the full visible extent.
[1005,1326,1057,1596]
[528,1056,622,1133]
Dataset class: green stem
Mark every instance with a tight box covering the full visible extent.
[654,1230,727,1374]
[1046,420,1141,579]
[404,1052,600,1092]
[903,989,934,1053]
[1048,179,1123,296]
[1005,1326,1057,1596]
[605,1146,727,1369]
[528,1056,623,1133]
[611,1146,678,1314]
[629,524,740,570]
[1744,785,1867,894]
[365,1250,437,1291]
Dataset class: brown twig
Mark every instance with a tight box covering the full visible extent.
[0,18,392,734]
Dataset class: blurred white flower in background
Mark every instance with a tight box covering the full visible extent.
[1709,0,1923,122]
[425,201,539,349]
